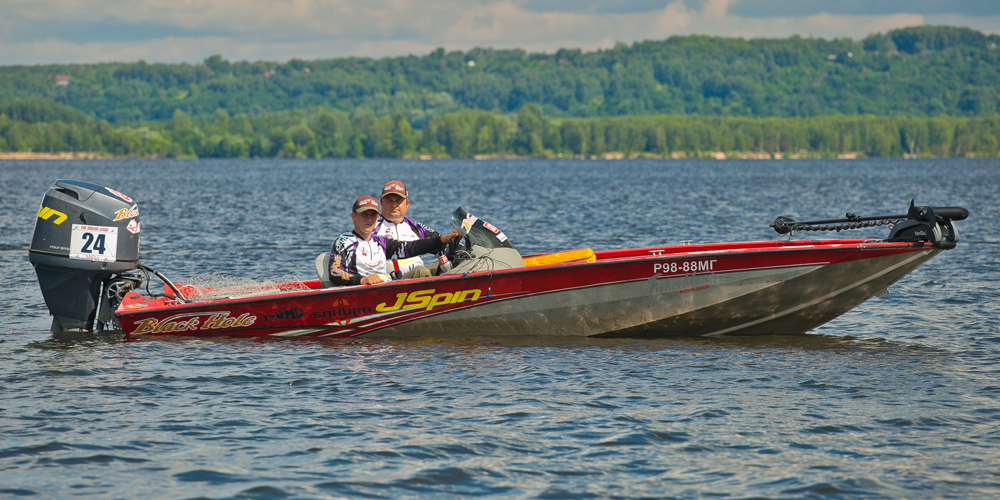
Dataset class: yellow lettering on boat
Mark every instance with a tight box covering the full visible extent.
[426,292,453,310]
[376,292,407,312]
[452,289,481,303]
[403,289,434,310]
[376,288,483,312]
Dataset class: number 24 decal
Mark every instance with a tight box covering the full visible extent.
[70,225,118,262]
[80,232,107,254]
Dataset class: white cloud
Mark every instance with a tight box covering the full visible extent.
[0,0,994,64]
[0,37,235,64]
[702,0,737,20]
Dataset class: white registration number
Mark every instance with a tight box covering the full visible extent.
[70,225,118,262]
[653,259,717,275]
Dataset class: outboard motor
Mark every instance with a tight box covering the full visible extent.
[29,180,141,332]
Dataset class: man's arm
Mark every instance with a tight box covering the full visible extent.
[385,236,443,260]
[410,219,451,255]
[328,252,363,286]
[384,230,461,259]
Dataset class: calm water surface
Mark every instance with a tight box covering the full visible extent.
[1,158,999,499]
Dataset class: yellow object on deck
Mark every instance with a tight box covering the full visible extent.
[523,248,596,267]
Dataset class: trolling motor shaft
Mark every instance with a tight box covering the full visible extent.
[771,200,969,250]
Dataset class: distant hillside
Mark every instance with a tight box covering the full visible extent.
[2,26,999,124]
[4,97,999,159]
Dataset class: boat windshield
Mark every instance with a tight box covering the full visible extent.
[451,207,515,250]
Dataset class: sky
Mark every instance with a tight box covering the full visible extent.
[1,0,998,65]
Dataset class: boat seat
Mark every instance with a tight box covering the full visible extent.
[523,248,596,267]
[314,253,333,288]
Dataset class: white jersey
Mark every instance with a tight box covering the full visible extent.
[376,219,422,241]
[329,230,442,286]
[374,217,438,274]
[331,232,393,283]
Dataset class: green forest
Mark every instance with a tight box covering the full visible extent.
[4,98,999,159]
[2,26,1000,159]
[3,26,1000,123]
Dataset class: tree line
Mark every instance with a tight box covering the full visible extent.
[3,98,999,158]
[2,27,1000,124]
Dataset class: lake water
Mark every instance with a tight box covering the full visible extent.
[1,158,998,499]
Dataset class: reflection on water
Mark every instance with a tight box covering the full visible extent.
[28,331,126,350]
[29,329,938,357]
[2,158,999,498]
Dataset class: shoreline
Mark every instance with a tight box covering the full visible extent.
[0,152,114,160]
[0,151,988,161]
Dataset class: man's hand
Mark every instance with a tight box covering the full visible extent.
[360,274,384,285]
[440,229,461,243]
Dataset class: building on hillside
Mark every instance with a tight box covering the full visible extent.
[55,75,70,86]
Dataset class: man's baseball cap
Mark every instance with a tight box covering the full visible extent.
[352,195,380,213]
[380,180,408,200]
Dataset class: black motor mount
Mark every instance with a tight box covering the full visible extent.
[886,201,968,249]
[771,200,968,250]
[29,180,142,332]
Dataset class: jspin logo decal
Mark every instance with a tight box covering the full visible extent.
[376,288,482,312]
[38,206,67,225]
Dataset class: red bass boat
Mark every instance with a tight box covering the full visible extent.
[29,180,968,338]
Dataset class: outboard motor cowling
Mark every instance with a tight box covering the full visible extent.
[29,180,141,332]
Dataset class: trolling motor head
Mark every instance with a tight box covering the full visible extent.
[887,200,968,250]
[29,180,142,332]
[771,200,969,250]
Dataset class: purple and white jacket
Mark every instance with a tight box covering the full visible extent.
[329,230,443,286]
[373,217,441,274]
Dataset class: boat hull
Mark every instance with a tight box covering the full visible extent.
[598,247,938,337]
[116,241,940,339]
[369,247,938,338]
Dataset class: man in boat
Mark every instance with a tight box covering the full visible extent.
[374,180,451,275]
[330,195,460,286]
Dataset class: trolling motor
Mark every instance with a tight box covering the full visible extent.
[771,200,969,250]
[29,180,143,332]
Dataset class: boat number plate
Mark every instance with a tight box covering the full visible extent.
[70,225,118,262]
[653,259,717,275]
